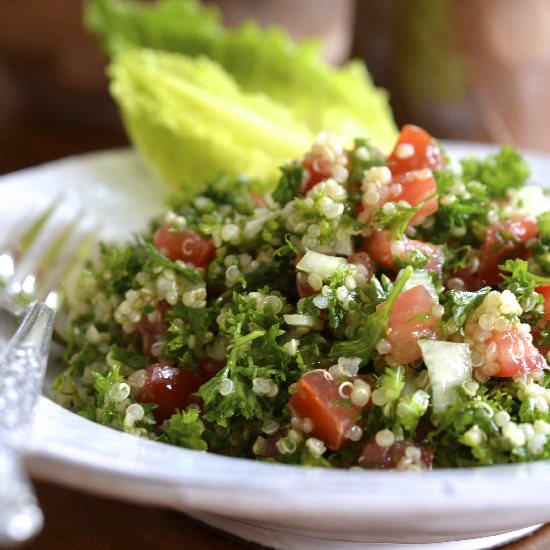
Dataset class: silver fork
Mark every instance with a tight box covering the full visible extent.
[0,302,54,546]
[0,198,96,546]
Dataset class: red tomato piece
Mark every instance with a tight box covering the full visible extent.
[536,285,550,321]
[136,302,169,355]
[491,327,546,378]
[302,159,329,194]
[387,125,445,176]
[364,231,444,273]
[386,285,440,364]
[392,170,439,225]
[358,170,438,228]
[479,217,538,285]
[153,225,216,267]
[249,192,266,208]
[288,371,363,450]
[535,286,550,356]
[359,438,434,469]
[137,364,203,423]
[296,272,317,298]
[447,267,483,292]
[532,326,550,359]
[137,315,167,355]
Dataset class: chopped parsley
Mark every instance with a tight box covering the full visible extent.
[53,128,550,470]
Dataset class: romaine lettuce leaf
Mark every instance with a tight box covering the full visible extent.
[110,49,313,193]
[87,0,397,149]
[86,0,222,56]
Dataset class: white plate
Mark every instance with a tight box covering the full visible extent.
[2,144,550,550]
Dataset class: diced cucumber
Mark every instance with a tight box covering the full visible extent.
[511,185,550,217]
[401,269,439,302]
[283,314,315,327]
[418,339,472,413]
[296,250,346,280]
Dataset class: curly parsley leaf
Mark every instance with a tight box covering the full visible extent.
[499,258,550,317]
[95,241,143,295]
[442,287,490,329]
[197,329,277,428]
[428,391,507,466]
[93,363,126,426]
[164,408,208,451]
[538,211,550,242]
[460,146,529,199]
[197,291,293,427]
[373,202,419,239]
[500,258,550,288]
[202,174,257,214]
[162,305,214,367]
[396,389,430,434]
[532,241,550,275]
[428,173,488,246]
[109,345,149,371]
[376,366,406,417]
[272,163,304,204]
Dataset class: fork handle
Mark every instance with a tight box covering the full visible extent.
[0,450,43,546]
[0,303,54,546]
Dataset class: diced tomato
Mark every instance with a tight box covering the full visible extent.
[387,125,445,176]
[392,170,439,224]
[153,225,216,267]
[479,217,538,285]
[249,192,266,208]
[302,159,329,194]
[491,327,546,377]
[348,251,375,280]
[137,316,167,355]
[137,364,203,423]
[357,170,438,227]
[296,272,317,298]
[359,438,434,469]
[447,267,483,292]
[136,302,169,355]
[364,230,444,274]
[288,371,365,450]
[533,326,550,359]
[536,285,550,321]
[385,285,440,364]
[533,285,550,358]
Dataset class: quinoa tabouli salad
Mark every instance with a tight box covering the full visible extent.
[53,125,550,469]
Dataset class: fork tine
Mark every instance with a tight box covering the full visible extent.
[0,197,96,315]
[0,197,61,287]
[35,215,99,310]
[3,204,81,295]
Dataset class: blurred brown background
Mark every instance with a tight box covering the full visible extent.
[2,2,550,549]
[0,0,355,176]
[1,0,550,178]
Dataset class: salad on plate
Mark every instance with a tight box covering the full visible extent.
[52,124,550,470]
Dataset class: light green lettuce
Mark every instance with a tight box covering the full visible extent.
[110,49,313,193]
[87,0,397,148]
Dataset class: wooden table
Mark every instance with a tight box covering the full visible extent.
[17,480,550,550]
[23,481,245,550]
